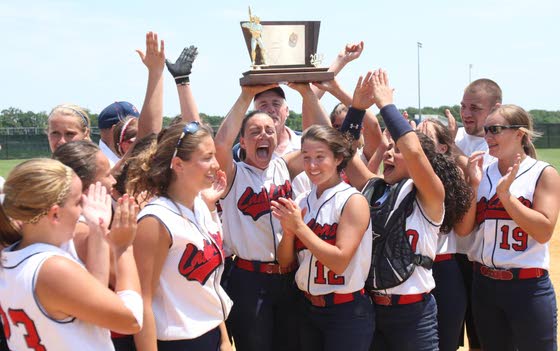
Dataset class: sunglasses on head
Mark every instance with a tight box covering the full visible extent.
[170,121,200,169]
[483,125,527,135]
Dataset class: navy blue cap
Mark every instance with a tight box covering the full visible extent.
[98,101,139,129]
[254,87,286,101]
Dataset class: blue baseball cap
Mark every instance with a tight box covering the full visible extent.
[98,101,139,129]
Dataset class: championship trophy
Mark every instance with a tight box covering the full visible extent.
[239,7,334,85]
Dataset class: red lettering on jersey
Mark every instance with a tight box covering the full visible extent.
[7,309,46,351]
[476,194,532,225]
[295,219,338,252]
[178,235,223,285]
[406,229,419,252]
[238,181,293,221]
[0,305,10,339]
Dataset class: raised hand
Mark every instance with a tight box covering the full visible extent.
[337,41,364,66]
[371,69,393,109]
[287,82,313,96]
[351,71,375,110]
[444,109,458,140]
[312,79,340,94]
[200,170,227,208]
[166,45,198,85]
[466,151,485,188]
[241,83,279,99]
[136,31,165,74]
[497,154,522,197]
[82,182,112,230]
[106,194,139,253]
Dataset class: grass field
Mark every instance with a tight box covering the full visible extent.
[0,149,558,179]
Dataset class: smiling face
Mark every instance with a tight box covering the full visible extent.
[48,113,89,152]
[484,111,524,160]
[302,138,342,190]
[240,113,277,169]
[253,90,289,135]
[175,135,220,191]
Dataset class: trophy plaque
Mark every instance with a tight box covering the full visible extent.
[239,9,334,85]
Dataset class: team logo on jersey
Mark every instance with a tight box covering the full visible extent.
[476,194,532,225]
[295,219,338,251]
[178,234,223,285]
[237,180,293,221]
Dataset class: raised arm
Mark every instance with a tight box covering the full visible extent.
[313,78,382,161]
[287,82,330,130]
[166,45,201,122]
[135,32,166,139]
[36,190,142,335]
[372,69,444,221]
[310,41,364,99]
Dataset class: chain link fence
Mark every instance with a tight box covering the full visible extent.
[0,124,558,160]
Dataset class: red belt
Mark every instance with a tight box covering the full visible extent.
[434,253,454,263]
[235,257,297,275]
[304,289,365,307]
[369,291,429,306]
[475,262,547,281]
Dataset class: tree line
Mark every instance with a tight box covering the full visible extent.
[2,106,560,130]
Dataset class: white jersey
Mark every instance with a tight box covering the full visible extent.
[470,157,551,270]
[436,230,457,255]
[454,127,496,256]
[99,139,120,168]
[220,158,293,262]
[0,243,114,351]
[295,182,372,295]
[138,196,232,340]
[378,179,442,295]
[275,127,301,158]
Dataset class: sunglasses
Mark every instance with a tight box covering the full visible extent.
[483,125,527,135]
[170,121,200,169]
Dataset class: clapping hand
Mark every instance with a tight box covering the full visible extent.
[106,194,139,253]
[82,182,112,231]
[136,32,165,74]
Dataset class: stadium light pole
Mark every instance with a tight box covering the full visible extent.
[469,63,473,83]
[417,42,422,121]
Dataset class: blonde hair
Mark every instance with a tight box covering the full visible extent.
[47,104,91,136]
[490,104,542,159]
[0,159,75,246]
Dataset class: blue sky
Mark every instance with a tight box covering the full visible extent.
[1,0,559,117]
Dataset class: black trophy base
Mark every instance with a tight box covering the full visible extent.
[240,67,334,86]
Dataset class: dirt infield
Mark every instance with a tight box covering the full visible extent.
[459,222,560,350]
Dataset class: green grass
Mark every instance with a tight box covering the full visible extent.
[537,149,560,169]
[0,149,558,179]
[0,159,27,179]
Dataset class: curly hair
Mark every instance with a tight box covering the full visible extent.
[416,132,472,233]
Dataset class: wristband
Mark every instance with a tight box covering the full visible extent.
[340,107,365,139]
[174,75,190,85]
[117,290,144,328]
[379,104,413,142]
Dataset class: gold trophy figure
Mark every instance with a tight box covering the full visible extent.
[242,7,266,68]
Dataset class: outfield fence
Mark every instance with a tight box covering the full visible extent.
[0,124,558,159]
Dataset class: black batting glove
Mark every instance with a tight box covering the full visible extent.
[165,45,198,85]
